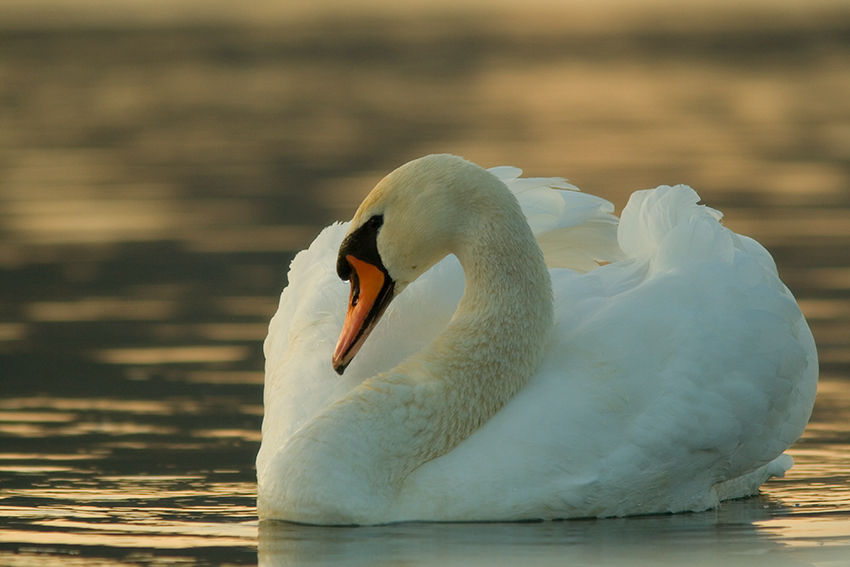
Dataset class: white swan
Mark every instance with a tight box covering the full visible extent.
[256,154,818,525]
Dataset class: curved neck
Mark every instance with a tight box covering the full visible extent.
[407,205,554,409]
[268,189,554,524]
[391,209,554,463]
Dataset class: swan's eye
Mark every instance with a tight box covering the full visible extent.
[368,215,383,230]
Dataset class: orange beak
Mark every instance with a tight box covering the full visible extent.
[332,255,395,374]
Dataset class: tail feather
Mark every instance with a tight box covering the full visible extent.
[714,454,793,502]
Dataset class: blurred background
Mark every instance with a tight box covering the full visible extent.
[1,0,849,565]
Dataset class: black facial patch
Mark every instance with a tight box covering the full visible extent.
[337,215,385,280]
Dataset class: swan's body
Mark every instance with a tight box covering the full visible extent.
[257,155,817,525]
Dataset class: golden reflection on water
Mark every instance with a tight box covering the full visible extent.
[0,394,260,559]
[184,370,265,385]
[0,421,180,438]
[0,476,258,547]
[0,323,28,341]
[26,299,176,322]
[754,518,850,549]
[0,398,204,415]
[93,346,252,365]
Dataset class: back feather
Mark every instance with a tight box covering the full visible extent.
[489,166,625,271]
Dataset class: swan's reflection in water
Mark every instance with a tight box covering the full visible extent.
[258,495,850,567]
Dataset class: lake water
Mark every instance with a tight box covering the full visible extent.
[1,4,850,566]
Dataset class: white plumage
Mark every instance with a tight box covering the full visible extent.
[256,155,817,525]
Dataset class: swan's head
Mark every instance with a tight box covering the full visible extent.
[331,154,511,374]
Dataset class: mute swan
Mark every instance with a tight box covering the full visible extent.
[257,154,817,525]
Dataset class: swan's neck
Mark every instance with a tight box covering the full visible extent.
[265,198,553,524]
